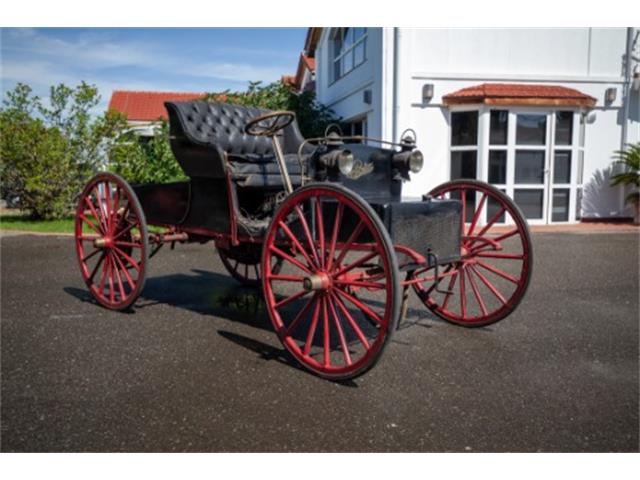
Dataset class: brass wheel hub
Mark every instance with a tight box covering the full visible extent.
[303,272,332,292]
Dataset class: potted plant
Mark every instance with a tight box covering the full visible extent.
[610,143,640,224]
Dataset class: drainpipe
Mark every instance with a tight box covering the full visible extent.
[392,27,400,143]
[621,27,633,152]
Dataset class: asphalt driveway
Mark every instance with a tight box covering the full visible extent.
[1,230,638,452]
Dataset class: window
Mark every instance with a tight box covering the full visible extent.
[448,107,584,224]
[332,28,367,82]
[451,111,478,146]
[450,111,478,180]
[450,111,479,221]
[343,116,368,142]
[550,111,574,222]
[516,114,546,145]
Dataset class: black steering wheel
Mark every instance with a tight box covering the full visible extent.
[244,111,295,137]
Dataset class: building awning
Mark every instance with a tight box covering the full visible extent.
[442,83,597,108]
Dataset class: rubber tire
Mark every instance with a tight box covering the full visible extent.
[261,183,402,381]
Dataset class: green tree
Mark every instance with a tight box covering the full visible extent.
[204,80,339,138]
[0,82,124,219]
[108,120,187,184]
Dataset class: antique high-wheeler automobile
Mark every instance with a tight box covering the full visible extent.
[74,101,533,380]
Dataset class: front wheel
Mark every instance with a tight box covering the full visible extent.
[262,184,401,380]
[74,172,149,310]
[412,180,533,327]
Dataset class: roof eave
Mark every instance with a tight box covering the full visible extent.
[443,97,597,108]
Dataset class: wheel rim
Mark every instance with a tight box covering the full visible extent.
[413,181,532,326]
[262,186,398,379]
[75,174,148,310]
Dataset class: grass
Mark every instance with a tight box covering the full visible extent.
[1,211,165,234]
[0,213,75,234]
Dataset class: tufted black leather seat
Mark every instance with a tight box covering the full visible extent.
[165,101,310,187]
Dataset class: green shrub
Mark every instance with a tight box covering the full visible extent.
[108,121,187,184]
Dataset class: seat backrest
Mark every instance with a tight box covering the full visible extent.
[165,101,308,179]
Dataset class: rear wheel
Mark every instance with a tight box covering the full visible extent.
[74,173,149,310]
[412,180,532,327]
[262,184,401,380]
[217,243,262,287]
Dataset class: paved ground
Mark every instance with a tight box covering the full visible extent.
[1,231,638,452]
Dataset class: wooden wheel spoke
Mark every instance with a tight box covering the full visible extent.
[333,279,386,290]
[331,291,370,349]
[89,252,107,282]
[269,245,312,275]
[277,221,316,270]
[327,202,344,271]
[493,228,520,243]
[469,265,507,305]
[332,250,379,278]
[284,293,318,336]
[327,294,352,366]
[476,206,506,237]
[81,248,101,263]
[268,274,304,283]
[476,259,520,284]
[314,197,326,268]
[303,298,322,356]
[274,289,310,310]
[84,196,106,234]
[91,186,109,233]
[103,182,113,235]
[334,220,365,268]
[460,188,467,236]
[467,267,488,316]
[294,205,321,268]
[322,297,331,368]
[111,254,126,300]
[79,213,102,235]
[113,246,141,272]
[334,287,382,326]
[78,234,100,242]
[441,269,460,310]
[112,250,136,290]
[467,193,487,237]
[113,219,137,241]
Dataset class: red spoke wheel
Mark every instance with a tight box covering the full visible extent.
[412,179,533,327]
[262,184,401,380]
[217,243,263,287]
[74,173,149,310]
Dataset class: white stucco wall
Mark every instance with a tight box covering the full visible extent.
[315,27,639,220]
[315,28,384,138]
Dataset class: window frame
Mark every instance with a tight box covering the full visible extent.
[449,105,584,225]
[448,108,480,181]
[331,27,368,83]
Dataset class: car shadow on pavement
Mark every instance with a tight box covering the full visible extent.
[64,269,362,386]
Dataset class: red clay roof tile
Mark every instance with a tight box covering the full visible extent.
[108,90,204,121]
[443,83,596,107]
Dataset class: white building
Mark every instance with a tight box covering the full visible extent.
[313,28,640,224]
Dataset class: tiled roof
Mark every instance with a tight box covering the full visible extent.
[301,55,315,72]
[108,90,205,121]
[443,83,596,107]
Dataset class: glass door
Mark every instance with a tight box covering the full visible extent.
[511,111,550,225]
